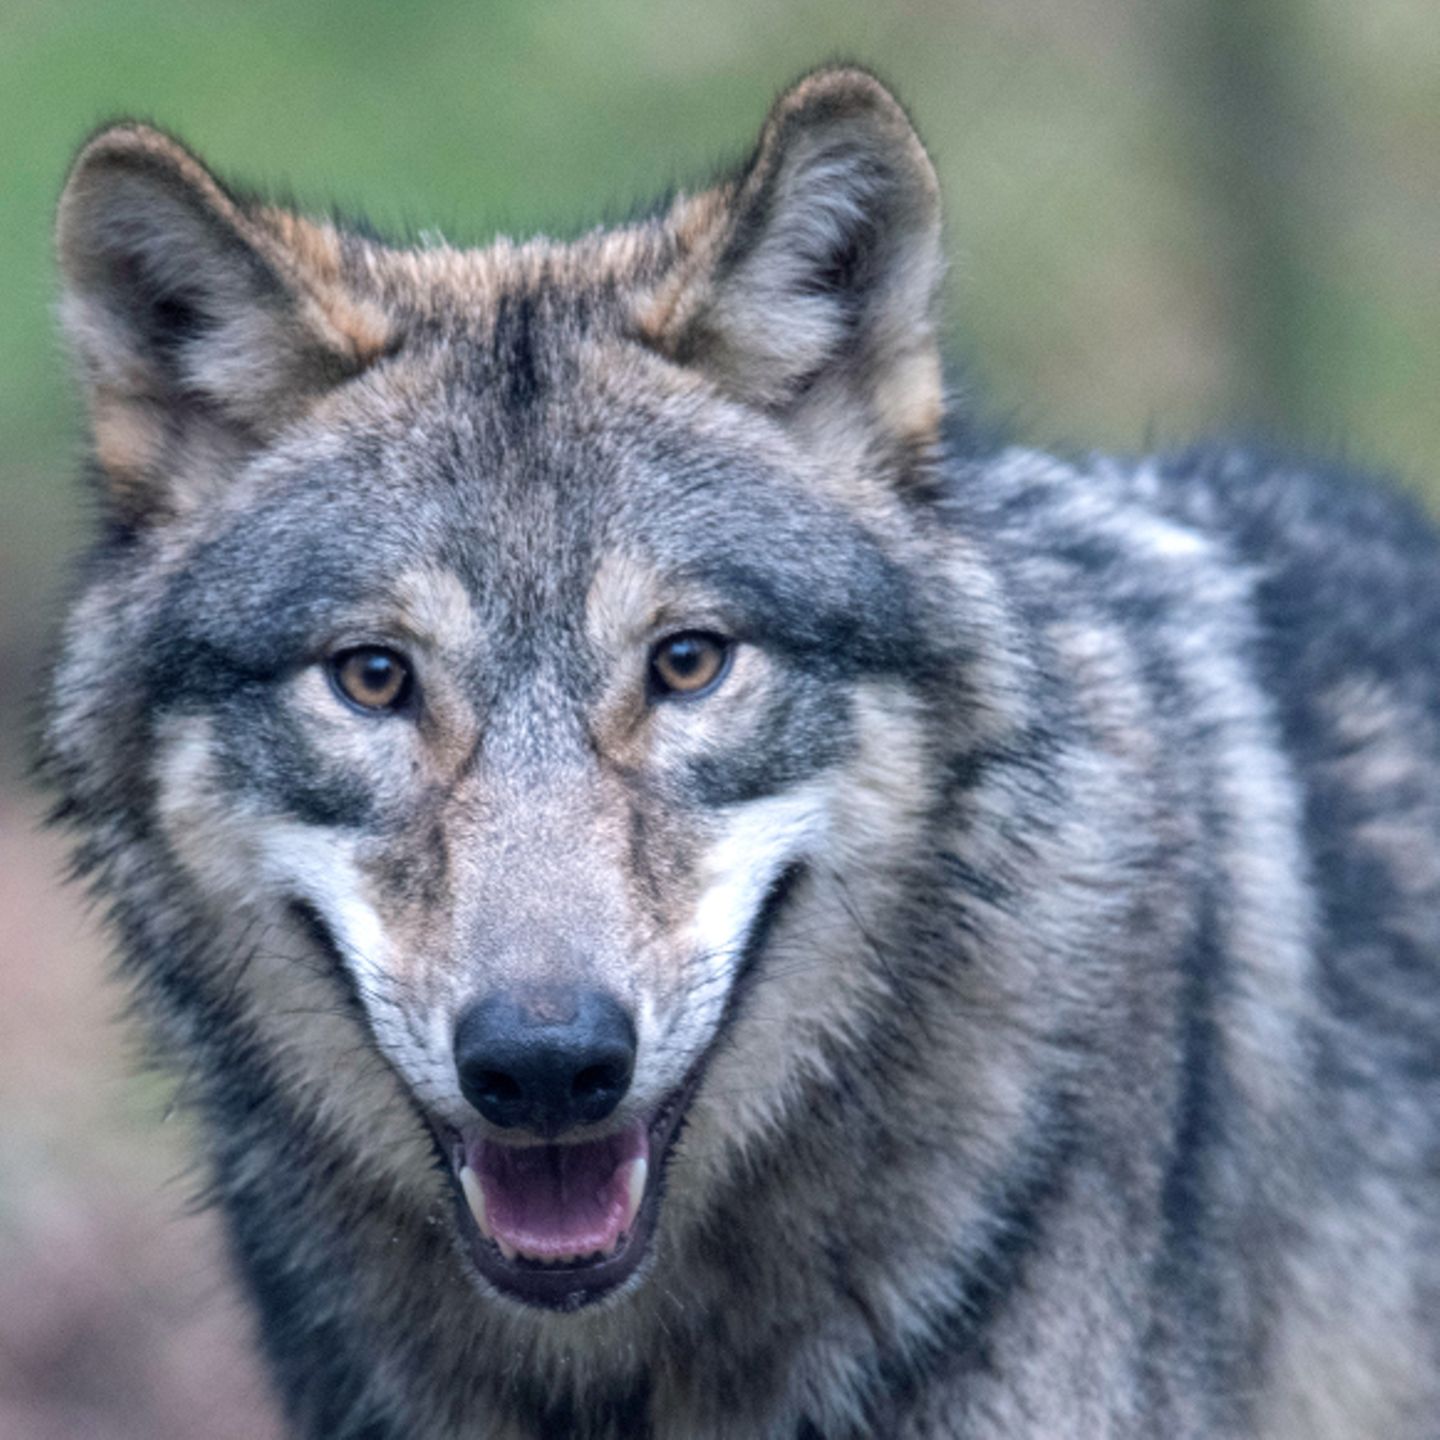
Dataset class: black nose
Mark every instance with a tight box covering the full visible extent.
[453,989,637,1135]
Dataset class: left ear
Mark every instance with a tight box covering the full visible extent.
[640,68,945,461]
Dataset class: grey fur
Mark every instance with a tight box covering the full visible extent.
[43,69,1440,1439]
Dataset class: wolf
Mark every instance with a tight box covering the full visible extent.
[42,66,1440,1439]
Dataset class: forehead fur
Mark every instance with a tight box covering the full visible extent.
[358,222,676,327]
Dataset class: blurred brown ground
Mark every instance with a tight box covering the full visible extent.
[0,798,284,1438]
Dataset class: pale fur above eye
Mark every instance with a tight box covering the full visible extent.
[329,647,414,713]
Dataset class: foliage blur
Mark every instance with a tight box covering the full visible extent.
[1,1,1435,1434]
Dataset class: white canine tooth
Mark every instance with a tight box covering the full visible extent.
[622,1157,648,1232]
[458,1165,492,1239]
[496,1236,518,1262]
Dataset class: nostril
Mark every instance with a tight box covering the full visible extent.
[571,1062,621,1102]
[475,1069,522,1106]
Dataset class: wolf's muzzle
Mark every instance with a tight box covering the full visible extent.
[453,987,636,1136]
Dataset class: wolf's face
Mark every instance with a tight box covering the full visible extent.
[51,72,965,1311]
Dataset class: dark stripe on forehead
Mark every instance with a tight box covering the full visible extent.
[491,288,542,417]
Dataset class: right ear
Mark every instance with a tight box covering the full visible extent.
[56,123,394,522]
[637,69,945,476]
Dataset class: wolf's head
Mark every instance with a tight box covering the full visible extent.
[49,70,992,1314]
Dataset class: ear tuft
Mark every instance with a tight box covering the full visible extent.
[56,123,393,517]
[641,69,944,455]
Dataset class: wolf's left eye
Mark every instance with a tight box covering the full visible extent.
[329,647,414,713]
[649,632,731,699]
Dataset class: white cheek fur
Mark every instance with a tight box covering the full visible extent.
[689,782,829,975]
[152,715,459,1108]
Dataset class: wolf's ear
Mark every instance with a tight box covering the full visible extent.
[56,124,393,520]
[641,69,944,463]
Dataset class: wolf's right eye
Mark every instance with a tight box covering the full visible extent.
[329,647,414,713]
[648,632,731,699]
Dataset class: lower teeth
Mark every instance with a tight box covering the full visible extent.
[499,1242,621,1267]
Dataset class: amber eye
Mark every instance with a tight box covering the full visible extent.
[330,647,413,713]
[649,632,731,699]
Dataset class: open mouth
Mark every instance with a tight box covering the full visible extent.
[445,1078,697,1311]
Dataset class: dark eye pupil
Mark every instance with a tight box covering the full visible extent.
[357,655,393,693]
[665,639,703,677]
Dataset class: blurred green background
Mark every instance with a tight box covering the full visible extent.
[1,1,1436,1434]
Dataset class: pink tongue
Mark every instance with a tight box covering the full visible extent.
[470,1123,647,1260]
